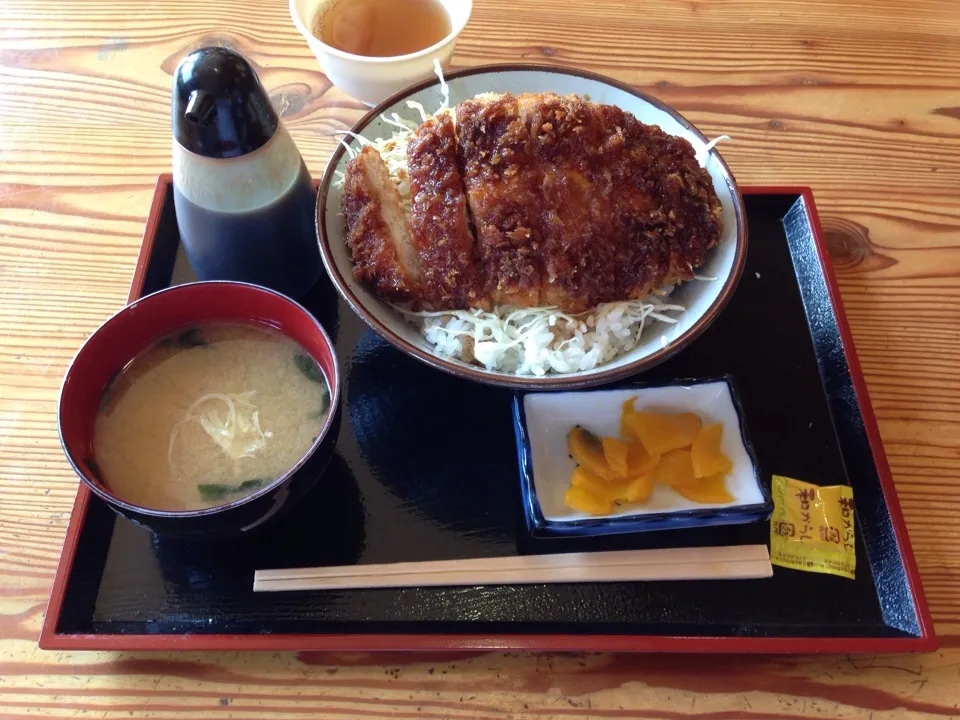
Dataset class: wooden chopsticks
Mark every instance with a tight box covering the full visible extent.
[253,544,772,592]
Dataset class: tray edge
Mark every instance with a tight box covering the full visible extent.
[791,185,935,649]
[41,174,171,650]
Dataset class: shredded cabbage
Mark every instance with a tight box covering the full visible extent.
[695,134,731,166]
[403,299,684,377]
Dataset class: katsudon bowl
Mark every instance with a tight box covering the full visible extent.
[317,64,746,390]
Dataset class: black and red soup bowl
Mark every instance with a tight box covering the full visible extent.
[58,281,341,539]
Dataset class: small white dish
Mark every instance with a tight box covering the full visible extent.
[512,376,772,537]
[289,0,472,106]
[317,64,747,389]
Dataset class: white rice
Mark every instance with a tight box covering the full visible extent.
[335,61,718,377]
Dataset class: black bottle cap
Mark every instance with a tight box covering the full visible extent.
[172,47,279,159]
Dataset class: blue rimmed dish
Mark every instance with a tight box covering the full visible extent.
[513,375,773,538]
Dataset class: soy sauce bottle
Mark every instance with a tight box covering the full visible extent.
[171,47,321,299]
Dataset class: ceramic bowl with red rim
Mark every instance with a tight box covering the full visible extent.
[57,281,341,539]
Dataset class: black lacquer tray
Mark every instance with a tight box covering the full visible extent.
[41,178,934,652]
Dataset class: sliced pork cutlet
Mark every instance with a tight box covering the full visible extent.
[458,93,722,312]
[638,120,723,285]
[586,103,673,301]
[518,92,620,313]
[406,111,485,310]
[455,93,543,307]
[597,105,723,293]
[341,145,422,303]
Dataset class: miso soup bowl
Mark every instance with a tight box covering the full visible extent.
[57,281,342,540]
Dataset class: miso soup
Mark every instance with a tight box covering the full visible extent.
[94,323,331,511]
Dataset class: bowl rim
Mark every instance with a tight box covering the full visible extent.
[316,62,748,390]
[289,0,473,65]
[57,280,342,519]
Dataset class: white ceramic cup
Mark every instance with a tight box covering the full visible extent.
[290,0,472,106]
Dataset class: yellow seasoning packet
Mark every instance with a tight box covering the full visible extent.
[769,475,855,580]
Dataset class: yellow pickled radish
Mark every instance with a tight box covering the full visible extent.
[567,426,617,481]
[691,423,733,478]
[564,406,732,514]
[653,448,699,488]
[601,436,631,479]
[564,485,612,515]
[675,473,734,504]
[620,397,637,438]
[626,440,660,476]
[570,465,611,499]
[623,473,654,502]
[622,411,702,455]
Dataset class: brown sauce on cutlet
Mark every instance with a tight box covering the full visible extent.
[341,93,723,313]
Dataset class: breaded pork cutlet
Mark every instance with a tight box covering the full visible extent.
[459,92,722,312]
[594,102,723,292]
[342,146,420,303]
[514,92,621,313]
[406,111,484,310]
[454,94,545,307]
[341,92,723,313]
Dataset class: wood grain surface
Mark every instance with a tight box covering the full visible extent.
[1,0,959,716]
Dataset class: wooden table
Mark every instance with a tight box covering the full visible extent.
[1,0,958,715]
